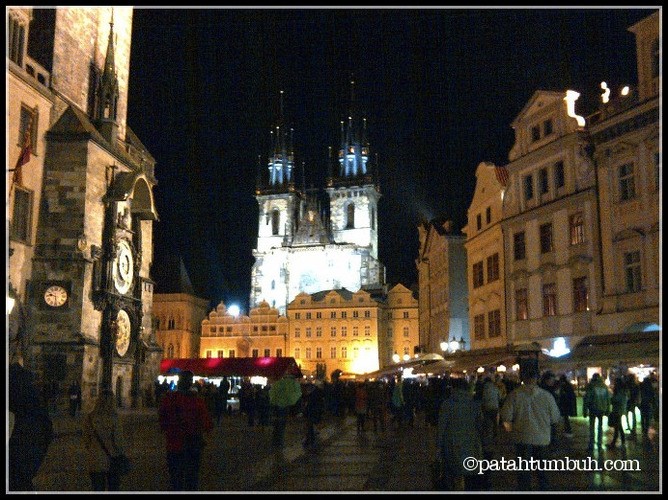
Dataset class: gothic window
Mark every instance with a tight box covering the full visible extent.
[168,318,175,330]
[167,344,174,358]
[271,209,280,235]
[10,186,32,244]
[346,203,355,229]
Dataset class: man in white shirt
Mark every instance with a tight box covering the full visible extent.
[500,361,561,491]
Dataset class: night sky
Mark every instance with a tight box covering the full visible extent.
[125,7,654,311]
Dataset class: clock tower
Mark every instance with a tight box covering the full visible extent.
[25,10,160,409]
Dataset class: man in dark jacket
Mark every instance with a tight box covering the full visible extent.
[583,373,610,450]
[557,375,577,437]
[302,381,325,448]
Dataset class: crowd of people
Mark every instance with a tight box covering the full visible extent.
[9,360,660,493]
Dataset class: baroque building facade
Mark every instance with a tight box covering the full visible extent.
[250,84,385,315]
[501,89,603,356]
[7,7,160,411]
[463,162,509,351]
[416,219,469,355]
[587,11,660,339]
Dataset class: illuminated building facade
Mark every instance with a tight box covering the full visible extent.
[588,11,660,340]
[7,7,160,410]
[200,301,290,360]
[500,89,603,357]
[288,285,419,378]
[463,162,509,351]
[416,219,469,355]
[250,82,385,315]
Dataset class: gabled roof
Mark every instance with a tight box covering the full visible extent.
[511,90,565,128]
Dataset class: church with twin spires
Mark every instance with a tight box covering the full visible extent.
[250,82,386,314]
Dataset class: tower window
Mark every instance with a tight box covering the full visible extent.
[554,161,565,188]
[10,186,33,244]
[346,203,355,229]
[524,174,534,201]
[271,209,280,235]
[619,163,636,201]
[8,14,26,67]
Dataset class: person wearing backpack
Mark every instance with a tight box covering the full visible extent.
[159,370,213,491]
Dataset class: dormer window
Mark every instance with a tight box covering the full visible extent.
[543,119,553,136]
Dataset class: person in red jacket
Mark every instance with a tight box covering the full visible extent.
[159,371,213,491]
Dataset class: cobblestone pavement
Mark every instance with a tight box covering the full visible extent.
[32,404,660,493]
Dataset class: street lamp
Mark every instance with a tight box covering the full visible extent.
[440,341,448,353]
[392,352,400,363]
[449,338,460,352]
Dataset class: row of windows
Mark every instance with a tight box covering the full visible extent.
[294,346,373,360]
[531,119,554,143]
[294,310,372,319]
[475,206,493,231]
[387,327,411,338]
[512,213,585,260]
[208,324,278,334]
[473,309,501,340]
[294,326,372,337]
[523,161,565,202]
[514,277,589,320]
[204,348,285,358]
[472,253,500,288]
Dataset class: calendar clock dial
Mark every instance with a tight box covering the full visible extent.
[114,309,131,357]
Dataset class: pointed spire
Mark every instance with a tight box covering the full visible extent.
[95,9,120,142]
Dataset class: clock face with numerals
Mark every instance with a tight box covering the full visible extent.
[113,239,134,295]
[115,309,131,357]
[44,285,68,307]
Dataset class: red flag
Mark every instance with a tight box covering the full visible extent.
[13,118,33,187]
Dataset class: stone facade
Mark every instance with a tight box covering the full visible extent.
[7,7,159,412]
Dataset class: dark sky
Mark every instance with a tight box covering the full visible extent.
[126,7,654,311]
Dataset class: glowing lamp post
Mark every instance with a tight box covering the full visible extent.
[392,353,400,363]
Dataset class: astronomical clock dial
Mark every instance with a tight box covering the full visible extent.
[115,309,131,357]
[44,285,68,307]
[112,239,134,294]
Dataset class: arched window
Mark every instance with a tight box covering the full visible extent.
[168,317,175,330]
[371,206,376,230]
[271,209,280,235]
[167,344,174,358]
[346,203,355,229]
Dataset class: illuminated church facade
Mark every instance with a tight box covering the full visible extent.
[250,85,385,315]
